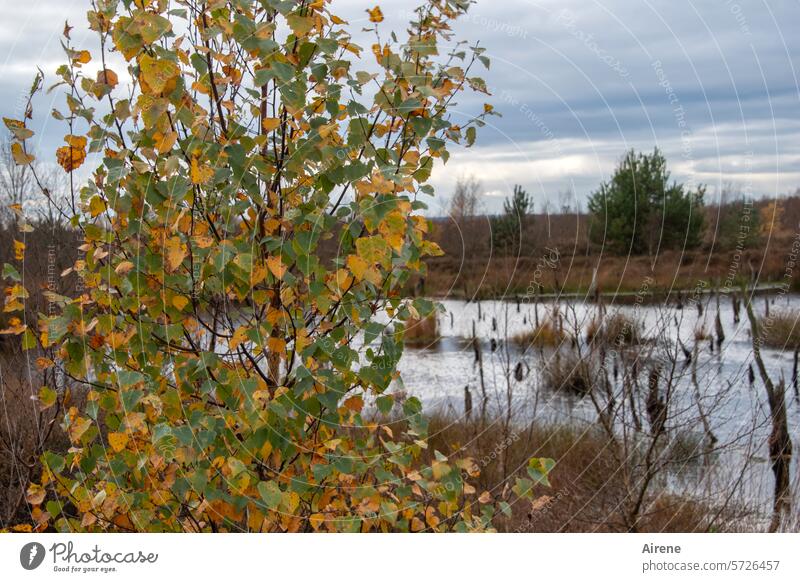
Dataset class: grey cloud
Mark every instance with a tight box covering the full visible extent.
[1,0,797,213]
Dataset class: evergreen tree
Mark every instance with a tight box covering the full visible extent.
[493,185,533,254]
[588,149,705,254]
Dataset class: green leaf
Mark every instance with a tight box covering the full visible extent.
[465,126,476,147]
[2,263,21,281]
[22,329,37,350]
[527,457,555,486]
[38,386,57,409]
[258,480,282,509]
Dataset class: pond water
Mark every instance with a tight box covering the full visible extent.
[391,293,800,517]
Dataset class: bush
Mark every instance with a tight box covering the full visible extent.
[3,1,551,532]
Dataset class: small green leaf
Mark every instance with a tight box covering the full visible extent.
[38,386,57,409]
[527,457,555,486]
[258,480,282,509]
[2,263,21,281]
[465,126,476,147]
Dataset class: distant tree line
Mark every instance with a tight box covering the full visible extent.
[438,148,774,258]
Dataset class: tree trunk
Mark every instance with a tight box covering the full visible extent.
[745,299,793,531]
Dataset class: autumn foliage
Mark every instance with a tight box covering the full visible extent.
[4,0,549,532]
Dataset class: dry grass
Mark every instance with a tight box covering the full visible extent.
[541,353,595,396]
[418,413,736,532]
[403,313,440,347]
[512,311,569,348]
[761,310,800,350]
[694,325,711,341]
[423,250,768,300]
[586,312,643,346]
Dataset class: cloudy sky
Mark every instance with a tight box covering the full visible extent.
[1,0,798,214]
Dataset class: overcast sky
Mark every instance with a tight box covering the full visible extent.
[1,0,798,214]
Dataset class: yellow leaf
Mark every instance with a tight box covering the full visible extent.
[267,336,286,353]
[367,6,384,23]
[267,255,286,279]
[56,136,87,172]
[280,285,295,306]
[4,118,33,140]
[421,240,444,257]
[172,295,189,310]
[425,506,440,528]
[331,268,353,292]
[13,240,25,260]
[108,431,129,453]
[318,123,337,139]
[347,254,368,281]
[262,117,281,132]
[343,395,363,412]
[139,54,180,93]
[81,512,98,527]
[229,326,248,350]
[432,459,450,479]
[309,513,325,530]
[38,386,57,409]
[10,142,34,166]
[165,236,187,272]
[191,157,213,184]
[250,263,268,286]
[36,357,54,369]
[122,412,146,432]
[154,131,177,154]
[74,50,91,64]
[65,135,87,148]
[89,196,106,218]
[194,235,214,249]
[285,491,300,513]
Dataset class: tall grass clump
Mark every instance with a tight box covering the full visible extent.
[541,353,595,396]
[512,310,568,348]
[586,312,643,346]
[402,313,441,347]
[761,309,800,350]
